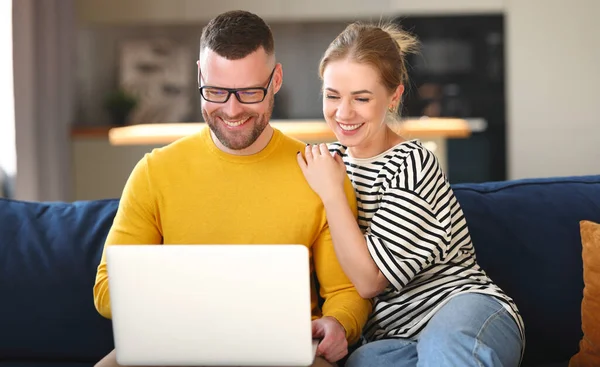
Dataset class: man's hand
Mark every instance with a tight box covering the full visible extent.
[312,316,348,362]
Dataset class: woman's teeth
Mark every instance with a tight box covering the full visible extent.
[223,117,249,127]
[339,123,364,131]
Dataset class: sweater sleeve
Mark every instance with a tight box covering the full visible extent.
[312,177,372,345]
[93,154,163,319]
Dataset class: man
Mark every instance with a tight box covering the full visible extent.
[93,10,371,367]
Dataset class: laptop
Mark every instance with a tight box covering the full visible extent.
[106,244,319,366]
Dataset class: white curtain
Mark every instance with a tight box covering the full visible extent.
[0,1,15,198]
[13,0,75,202]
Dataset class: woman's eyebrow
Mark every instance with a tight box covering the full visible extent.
[324,87,373,95]
[350,89,373,95]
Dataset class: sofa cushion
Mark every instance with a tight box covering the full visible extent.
[569,220,600,367]
[452,175,600,366]
[0,198,118,362]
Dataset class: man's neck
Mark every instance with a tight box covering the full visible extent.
[211,125,274,156]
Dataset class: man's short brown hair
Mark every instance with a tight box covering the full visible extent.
[200,10,275,60]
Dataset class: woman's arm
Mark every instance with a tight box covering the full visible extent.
[298,144,451,298]
[297,143,388,298]
[320,191,390,298]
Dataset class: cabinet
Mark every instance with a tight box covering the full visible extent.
[75,0,505,25]
[389,0,504,15]
[283,0,390,21]
[181,0,285,22]
[72,136,162,201]
[76,0,186,24]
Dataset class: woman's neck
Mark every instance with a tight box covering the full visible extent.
[348,126,404,159]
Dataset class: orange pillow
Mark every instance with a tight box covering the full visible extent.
[570,220,600,367]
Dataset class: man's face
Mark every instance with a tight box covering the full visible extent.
[198,47,282,151]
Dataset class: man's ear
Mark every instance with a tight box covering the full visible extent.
[273,63,283,94]
[196,60,201,84]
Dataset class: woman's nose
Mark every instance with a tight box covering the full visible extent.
[336,99,354,120]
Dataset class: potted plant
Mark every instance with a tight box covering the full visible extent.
[104,88,138,126]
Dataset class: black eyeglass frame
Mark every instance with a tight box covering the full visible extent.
[198,67,276,104]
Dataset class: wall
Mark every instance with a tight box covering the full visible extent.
[76,21,348,126]
[506,0,600,179]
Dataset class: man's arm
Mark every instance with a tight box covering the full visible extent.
[312,176,372,345]
[93,155,163,319]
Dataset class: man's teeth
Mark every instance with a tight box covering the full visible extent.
[223,117,249,127]
[339,123,364,131]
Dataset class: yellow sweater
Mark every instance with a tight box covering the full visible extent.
[93,126,371,344]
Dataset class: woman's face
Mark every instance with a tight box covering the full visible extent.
[322,59,403,157]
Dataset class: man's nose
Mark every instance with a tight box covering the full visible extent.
[222,94,245,117]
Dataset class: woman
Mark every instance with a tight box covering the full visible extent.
[297,21,525,367]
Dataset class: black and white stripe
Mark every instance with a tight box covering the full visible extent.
[329,140,525,343]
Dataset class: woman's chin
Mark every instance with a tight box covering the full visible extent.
[336,135,360,148]
[327,121,365,146]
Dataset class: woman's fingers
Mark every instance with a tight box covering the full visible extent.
[312,143,321,157]
[305,143,332,161]
[319,143,329,156]
[305,144,313,161]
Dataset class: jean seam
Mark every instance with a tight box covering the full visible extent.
[471,305,506,367]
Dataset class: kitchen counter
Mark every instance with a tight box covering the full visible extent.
[106,118,475,146]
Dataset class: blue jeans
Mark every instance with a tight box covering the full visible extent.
[345,293,523,367]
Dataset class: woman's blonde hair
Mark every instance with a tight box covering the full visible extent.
[319,21,419,120]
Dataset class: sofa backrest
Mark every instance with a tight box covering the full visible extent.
[453,175,600,366]
[0,198,119,363]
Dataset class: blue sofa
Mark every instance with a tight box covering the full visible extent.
[1,175,599,367]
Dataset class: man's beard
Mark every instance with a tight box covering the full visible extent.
[202,92,274,151]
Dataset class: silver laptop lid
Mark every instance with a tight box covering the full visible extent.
[106,244,314,366]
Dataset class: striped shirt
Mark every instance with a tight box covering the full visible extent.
[329,140,525,344]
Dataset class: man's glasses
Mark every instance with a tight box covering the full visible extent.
[199,67,276,104]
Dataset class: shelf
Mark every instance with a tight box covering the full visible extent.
[71,126,114,138]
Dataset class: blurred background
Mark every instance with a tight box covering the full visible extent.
[0,0,598,202]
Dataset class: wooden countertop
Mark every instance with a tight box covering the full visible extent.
[99,119,472,146]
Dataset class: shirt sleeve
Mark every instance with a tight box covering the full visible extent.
[313,177,372,345]
[93,154,163,319]
[365,184,451,292]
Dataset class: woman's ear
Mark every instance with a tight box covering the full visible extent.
[391,84,405,106]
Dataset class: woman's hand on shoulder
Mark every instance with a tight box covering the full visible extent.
[297,143,347,204]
